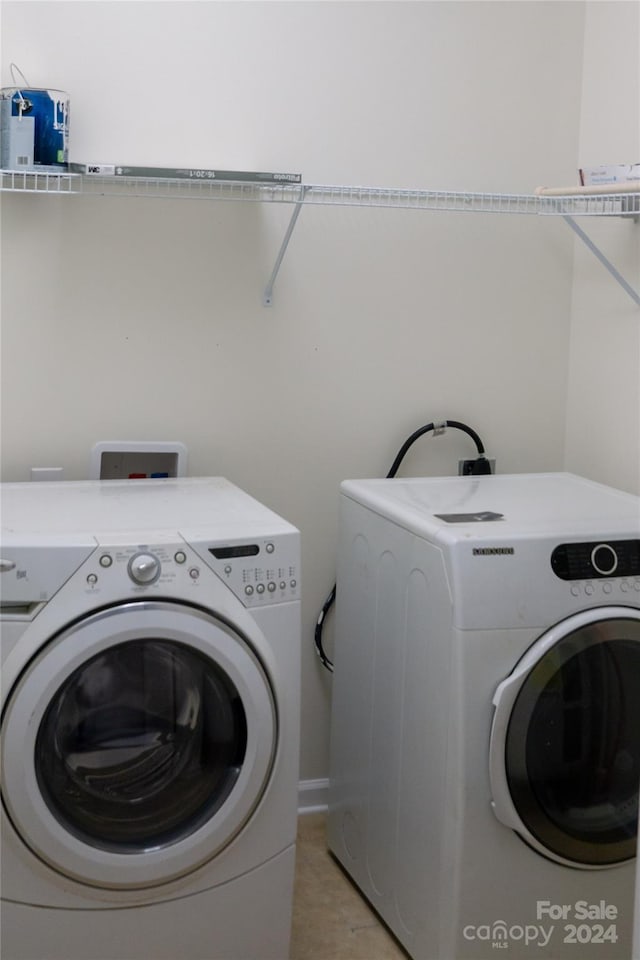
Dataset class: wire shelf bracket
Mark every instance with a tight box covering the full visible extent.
[562,215,640,307]
[263,186,309,307]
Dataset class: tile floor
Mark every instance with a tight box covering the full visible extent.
[291,813,408,960]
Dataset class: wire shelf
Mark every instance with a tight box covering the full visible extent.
[538,192,640,218]
[2,169,639,217]
[2,168,637,306]
[0,170,304,203]
[302,185,548,215]
[1,169,80,194]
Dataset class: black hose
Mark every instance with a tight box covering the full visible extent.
[385,419,484,479]
[314,584,336,672]
[314,419,490,673]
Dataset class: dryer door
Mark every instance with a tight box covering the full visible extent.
[490,607,640,868]
[1,601,276,889]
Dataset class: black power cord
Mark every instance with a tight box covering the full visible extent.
[314,419,492,672]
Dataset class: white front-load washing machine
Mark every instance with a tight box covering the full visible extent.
[0,477,301,960]
[328,472,640,960]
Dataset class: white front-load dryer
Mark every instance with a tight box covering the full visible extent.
[328,472,640,960]
[0,478,301,960]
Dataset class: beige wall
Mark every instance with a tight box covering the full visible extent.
[565,0,640,495]
[3,2,633,785]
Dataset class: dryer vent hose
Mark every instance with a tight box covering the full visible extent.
[314,419,492,673]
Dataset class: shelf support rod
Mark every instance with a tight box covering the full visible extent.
[562,215,639,307]
[263,186,309,307]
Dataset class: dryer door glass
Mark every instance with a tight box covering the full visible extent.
[35,639,248,852]
[505,617,640,865]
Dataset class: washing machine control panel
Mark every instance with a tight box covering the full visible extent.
[83,534,299,608]
[86,544,199,593]
[551,539,640,580]
[128,552,162,584]
[205,537,300,607]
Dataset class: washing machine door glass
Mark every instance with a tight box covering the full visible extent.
[35,638,247,852]
[1,601,277,888]
[490,608,640,868]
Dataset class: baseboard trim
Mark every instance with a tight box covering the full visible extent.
[297,778,329,814]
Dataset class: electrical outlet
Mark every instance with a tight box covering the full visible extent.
[30,467,64,482]
[458,459,496,476]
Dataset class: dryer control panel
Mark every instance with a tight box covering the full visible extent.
[551,539,640,580]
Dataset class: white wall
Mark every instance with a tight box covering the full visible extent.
[565,0,640,496]
[0,1,614,782]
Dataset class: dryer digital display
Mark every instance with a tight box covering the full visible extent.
[551,539,640,580]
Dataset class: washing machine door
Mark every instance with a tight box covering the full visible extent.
[1,601,277,889]
[490,606,640,868]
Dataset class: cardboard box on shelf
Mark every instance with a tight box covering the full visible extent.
[579,163,640,186]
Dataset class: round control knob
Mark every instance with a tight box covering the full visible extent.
[591,543,618,576]
[128,553,161,584]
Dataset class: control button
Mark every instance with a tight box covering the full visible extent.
[128,553,161,585]
[584,583,594,596]
[189,567,200,580]
[591,543,618,576]
[290,579,297,589]
[87,573,98,585]
[621,581,629,593]
[266,543,275,554]
[602,582,613,595]
[99,554,113,568]
[224,564,233,575]
[245,585,254,596]
[256,583,266,594]
[570,584,580,597]
[174,551,187,565]
[268,581,276,593]
[280,581,287,590]
[635,580,640,592]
